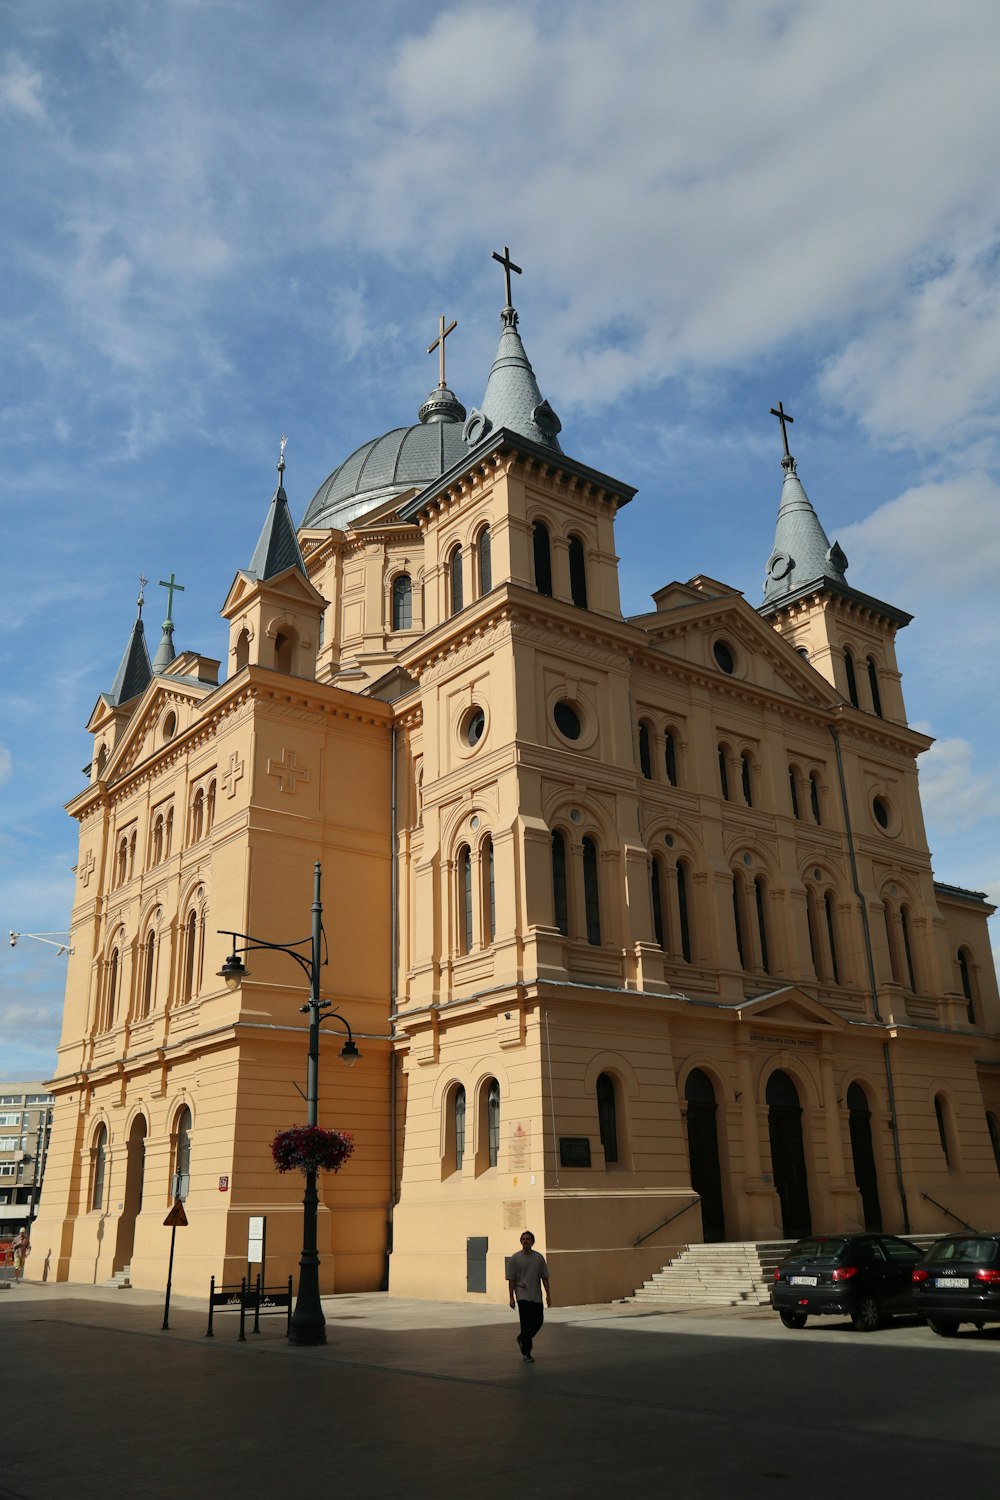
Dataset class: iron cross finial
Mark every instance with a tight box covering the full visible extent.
[159,572,185,625]
[492,245,522,308]
[137,574,148,618]
[770,402,795,460]
[278,433,287,477]
[427,315,457,389]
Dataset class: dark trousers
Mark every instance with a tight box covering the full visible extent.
[517,1299,545,1354]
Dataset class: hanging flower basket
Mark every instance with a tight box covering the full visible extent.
[271,1125,355,1175]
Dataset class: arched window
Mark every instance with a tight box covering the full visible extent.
[487,1080,500,1168]
[844,649,859,708]
[449,545,464,615]
[883,902,902,985]
[183,910,198,1003]
[934,1094,951,1167]
[174,1106,192,1199]
[91,1124,108,1211]
[142,930,156,1017]
[457,845,472,954]
[732,877,747,969]
[958,948,976,1025]
[392,574,413,630]
[454,1085,466,1172]
[582,837,601,946]
[274,629,295,674]
[788,766,800,819]
[191,788,204,844]
[596,1073,619,1164]
[568,534,588,609]
[676,860,692,963]
[867,657,883,718]
[165,807,173,857]
[718,746,730,802]
[476,527,492,595]
[128,829,136,879]
[809,772,822,825]
[664,732,678,787]
[638,722,652,779]
[987,1112,1000,1176]
[105,947,120,1031]
[650,858,665,948]
[754,877,770,974]
[551,831,569,936]
[482,838,496,945]
[116,836,128,887]
[235,628,250,672]
[741,752,753,807]
[532,521,553,597]
[900,905,917,991]
[805,889,822,976]
[824,891,840,984]
[152,815,164,866]
[206,781,216,834]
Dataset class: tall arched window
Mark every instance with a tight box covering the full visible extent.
[900,905,917,991]
[987,1112,1000,1176]
[883,902,902,985]
[482,837,496,945]
[392,573,413,630]
[754,877,770,974]
[844,649,859,707]
[676,860,692,963]
[457,845,472,954]
[958,948,976,1025]
[650,858,665,948]
[487,1080,500,1168]
[165,807,173,857]
[809,772,822,825]
[788,766,801,819]
[235,628,250,672]
[664,732,678,787]
[476,526,492,595]
[152,815,164,866]
[638,722,652,779]
[449,546,464,615]
[732,877,747,969]
[551,831,569,936]
[191,788,204,843]
[116,836,128,886]
[934,1094,951,1167]
[105,947,120,1031]
[174,1106,192,1199]
[568,534,588,609]
[454,1085,466,1172]
[718,746,730,802]
[183,910,198,1002]
[91,1124,108,1211]
[805,889,822,976]
[142,929,156,1017]
[532,521,553,597]
[741,752,753,807]
[596,1073,619,1164]
[867,657,883,717]
[128,829,136,879]
[206,781,216,834]
[823,892,840,984]
[582,837,601,946]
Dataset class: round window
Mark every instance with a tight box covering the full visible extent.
[162,711,177,743]
[713,640,735,674]
[553,701,582,741]
[872,795,890,829]
[462,707,486,748]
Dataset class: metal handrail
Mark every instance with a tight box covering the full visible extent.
[633,1196,701,1247]
[920,1191,979,1234]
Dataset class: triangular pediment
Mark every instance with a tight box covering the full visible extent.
[734,986,846,1030]
[221,564,326,620]
[103,675,208,785]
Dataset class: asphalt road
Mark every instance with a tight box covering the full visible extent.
[2,1289,998,1499]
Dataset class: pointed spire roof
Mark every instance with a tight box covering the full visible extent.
[247,438,308,581]
[462,248,563,452]
[152,619,176,671]
[108,581,153,705]
[761,434,848,608]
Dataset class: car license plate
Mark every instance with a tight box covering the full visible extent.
[790,1276,818,1286]
[935,1277,969,1288]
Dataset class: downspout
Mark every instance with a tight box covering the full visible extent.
[386,722,399,1288]
[829,724,910,1232]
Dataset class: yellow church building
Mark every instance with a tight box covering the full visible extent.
[28,261,1000,1305]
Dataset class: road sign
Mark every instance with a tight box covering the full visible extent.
[163,1200,188,1228]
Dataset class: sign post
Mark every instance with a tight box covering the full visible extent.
[161,1198,188,1330]
[247,1214,266,1309]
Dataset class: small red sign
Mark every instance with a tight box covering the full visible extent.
[218,1176,229,1192]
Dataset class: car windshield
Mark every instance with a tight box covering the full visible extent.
[924,1238,1000,1266]
[785,1238,851,1262]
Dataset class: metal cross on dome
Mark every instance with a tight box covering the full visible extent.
[770,401,795,459]
[492,244,522,308]
[427,315,457,389]
[159,572,185,623]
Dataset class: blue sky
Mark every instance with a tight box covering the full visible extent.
[3,0,1000,1080]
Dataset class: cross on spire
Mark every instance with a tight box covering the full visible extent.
[770,401,795,460]
[159,572,185,624]
[492,245,522,309]
[278,433,287,480]
[427,315,457,389]
[137,574,148,619]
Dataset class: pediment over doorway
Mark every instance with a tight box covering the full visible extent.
[731,986,847,1032]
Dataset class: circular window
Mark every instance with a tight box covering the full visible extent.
[872,796,890,829]
[665,833,674,848]
[470,815,480,831]
[768,551,792,580]
[713,640,735,674]
[570,808,581,823]
[162,711,177,743]
[463,707,486,747]
[553,701,582,741]
[742,852,752,866]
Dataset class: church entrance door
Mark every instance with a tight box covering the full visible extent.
[684,1069,726,1242]
[766,1070,811,1238]
[847,1082,882,1230]
[114,1116,146,1273]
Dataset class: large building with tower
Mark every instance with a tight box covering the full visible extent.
[28,262,1000,1303]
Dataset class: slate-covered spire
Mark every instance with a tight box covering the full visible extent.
[108,578,153,705]
[462,246,563,452]
[152,572,183,671]
[247,436,308,581]
[762,407,847,606]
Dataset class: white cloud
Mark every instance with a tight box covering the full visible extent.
[918,738,1000,834]
[837,472,1000,599]
[0,53,46,121]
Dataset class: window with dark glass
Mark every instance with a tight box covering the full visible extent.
[175,1107,192,1199]
[677,861,692,962]
[454,1086,466,1172]
[638,722,652,779]
[732,877,746,969]
[449,547,464,615]
[718,747,730,801]
[487,1081,500,1167]
[551,831,569,936]
[458,845,472,953]
[665,732,677,787]
[987,1112,1000,1176]
[650,859,664,948]
[392,573,413,630]
[183,910,197,1002]
[900,906,917,990]
[532,521,553,597]
[934,1095,951,1166]
[483,838,495,945]
[582,837,601,945]
[867,657,883,717]
[596,1073,619,1164]
[824,891,840,983]
[568,534,588,609]
[741,753,753,807]
[477,527,492,595]
[754,878,770,973]
[844,649,859,707]
[142,930,156,1016]
[809,772,822,825]
[959,949,975,1024]
[554,701,582,740]
[106,948,119,1031]
[91,1125,108,1210]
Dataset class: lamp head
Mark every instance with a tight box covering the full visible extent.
[217,952,248,991]
[340,1037,361,1068]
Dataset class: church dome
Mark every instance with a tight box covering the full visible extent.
[301,386,468,531]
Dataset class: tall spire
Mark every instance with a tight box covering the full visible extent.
[152,571,183,670]
[462,247,563,452]
[108,576,153,705]
[762,404,847,606]
[247,436,308,580]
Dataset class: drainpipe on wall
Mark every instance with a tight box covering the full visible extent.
[385,722,399,1289]
[829,724,910,1233]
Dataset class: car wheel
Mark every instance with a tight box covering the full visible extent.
[779,1310,807,1329]
[927,1318,960,1337]
[851,1294,882,1332]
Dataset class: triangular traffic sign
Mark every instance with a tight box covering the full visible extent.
[163,1200,188,1227]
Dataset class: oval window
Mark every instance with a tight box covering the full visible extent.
[162,711,177,742]
[713,640,735,674]
[872,796,890,829]
[462,707,486,748]
[553,702,582,741]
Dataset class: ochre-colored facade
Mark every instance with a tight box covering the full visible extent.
[29,290,1000,1304]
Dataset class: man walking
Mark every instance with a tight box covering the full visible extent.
[508,1230,551,1362]
[11,1228,31,1282]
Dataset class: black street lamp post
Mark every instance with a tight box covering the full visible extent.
[218,860,359,1346]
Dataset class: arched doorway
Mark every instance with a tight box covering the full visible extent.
[847,1082,882,1229]
[684,1069,726,1242]
[114,1115,147,1273]
[766,1070,811,1238]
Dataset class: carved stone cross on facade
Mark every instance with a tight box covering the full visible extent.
[80,848,96,887]
[427,315,457,389]
[492,244,522,308]
[223,751,245,799]
[267,747,310,795]
[770,401,795,459]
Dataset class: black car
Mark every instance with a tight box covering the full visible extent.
[771,1233,922,1331]
[912,1233,1000,1335]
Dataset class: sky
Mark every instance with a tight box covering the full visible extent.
[2,0,999,1080]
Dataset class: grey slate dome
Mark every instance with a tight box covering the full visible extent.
[302,386,468,532]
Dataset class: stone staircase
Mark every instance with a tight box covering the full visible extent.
[628,1241,794,1307]
[104,1264,132,1290]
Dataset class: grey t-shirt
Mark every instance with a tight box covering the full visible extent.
[508,1248,549,1303]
